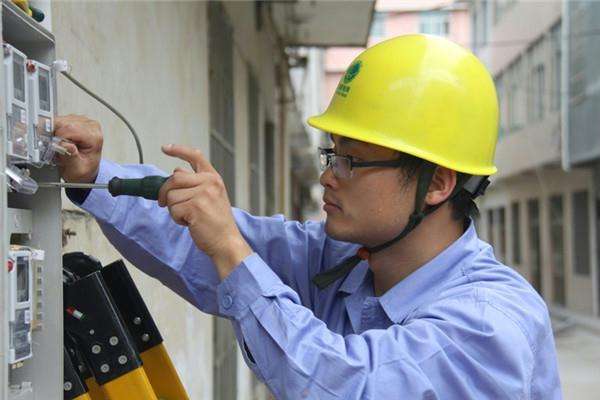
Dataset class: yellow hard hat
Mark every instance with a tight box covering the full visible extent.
[308,34,499,176]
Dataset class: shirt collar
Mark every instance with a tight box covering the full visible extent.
[338,219,480,323]
[338,260,370,294]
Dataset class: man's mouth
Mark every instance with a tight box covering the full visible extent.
[323,195,342,213]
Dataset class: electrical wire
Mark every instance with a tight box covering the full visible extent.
[59,71,144,164]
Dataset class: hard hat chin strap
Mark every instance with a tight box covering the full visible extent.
[312,162,482,290]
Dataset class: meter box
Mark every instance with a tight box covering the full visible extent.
[7,249,36,364]
[26,60,54,166]
[3,44,30,162]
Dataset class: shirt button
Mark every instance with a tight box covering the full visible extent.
[222,294,233,309]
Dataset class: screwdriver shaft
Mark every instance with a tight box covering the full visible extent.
[38,182,109,189]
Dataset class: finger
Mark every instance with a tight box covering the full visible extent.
[168,202,191,226]
[157,172,211,207]
[164,186,201,208]
[53,121,90,145]
[60,142,79,158]
[161,144,216,174]
[173,166,194,174]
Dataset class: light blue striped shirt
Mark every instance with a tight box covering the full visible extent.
[74,159,562,399]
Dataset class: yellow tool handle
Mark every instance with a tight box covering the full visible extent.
[101,367,158,400]
[84,377,106,400]
[73,394,93,400]
[141,344,190,400]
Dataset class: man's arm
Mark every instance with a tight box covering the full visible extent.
[219,253,546,399]
[73,158,356,314]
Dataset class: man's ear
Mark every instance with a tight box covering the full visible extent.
[425,167,457,206]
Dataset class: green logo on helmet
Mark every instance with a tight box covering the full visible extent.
[337,61,362,98]
[343,61,362,84]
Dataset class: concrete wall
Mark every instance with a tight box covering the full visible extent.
[53,2,214,398]
[52,1,290,398]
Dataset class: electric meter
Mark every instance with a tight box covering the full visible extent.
[7,249,34,364]
[3,44,30,162]
[27,60,54,166]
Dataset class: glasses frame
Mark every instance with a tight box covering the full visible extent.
[319,147,407,179]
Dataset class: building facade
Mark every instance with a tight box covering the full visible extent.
[470,0,599,318]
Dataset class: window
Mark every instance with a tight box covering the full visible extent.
[528,199,542,293]
[471,7,479,53]
[248,69,261,214]
[487,209,495,246]
[264,120,276,215]
[493,0,517,25]
[209,3,237,399]
[512,202,521,264]
[551,21,562,110]
[531,64,545,121]
[507,57,524,131]
[573,191,590,275]
[550,195,565,305]
[495,75,506,139]
[370,12,387,38]
[419,11,450,37]
[498,207,506,261]
[209,1,236,203]
[479,1,489,46]
[570,4,586,104]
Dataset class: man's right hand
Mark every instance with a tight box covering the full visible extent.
[54,115,104,184]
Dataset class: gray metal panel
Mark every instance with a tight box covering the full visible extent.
[568,1,600,164]
[1,1,62,398]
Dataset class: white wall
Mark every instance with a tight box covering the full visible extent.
[53,1,293,398]
[53,2,213,398]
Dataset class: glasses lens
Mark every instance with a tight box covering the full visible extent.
[331,156,352,179]
[319,150,330,171]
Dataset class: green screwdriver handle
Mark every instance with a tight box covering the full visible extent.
[108,176,169,200]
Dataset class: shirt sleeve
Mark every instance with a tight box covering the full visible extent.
[74,159,357,314]
[218,253,536,400]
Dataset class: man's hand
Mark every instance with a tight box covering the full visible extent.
[158,144,252,280]
[53,115,103,183]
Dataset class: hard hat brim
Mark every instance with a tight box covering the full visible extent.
[308,113,498,177]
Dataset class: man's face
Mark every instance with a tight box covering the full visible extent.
[320,135,417,247]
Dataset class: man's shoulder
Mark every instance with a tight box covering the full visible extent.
[418,253,553,355]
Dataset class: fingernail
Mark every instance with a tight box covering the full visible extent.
[162,144,173,151]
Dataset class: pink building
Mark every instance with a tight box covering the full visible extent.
[323,0,470,108]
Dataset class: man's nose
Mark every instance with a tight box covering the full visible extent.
[319,166,338,190]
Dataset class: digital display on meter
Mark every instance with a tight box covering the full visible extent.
[17,256,29,303]
[38,68,50,112]
[13,53,25,102]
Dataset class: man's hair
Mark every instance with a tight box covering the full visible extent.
[396,152,479,222]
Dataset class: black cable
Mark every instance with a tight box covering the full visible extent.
[60,71,144,164]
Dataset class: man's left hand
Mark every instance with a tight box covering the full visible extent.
[158,144,252,280]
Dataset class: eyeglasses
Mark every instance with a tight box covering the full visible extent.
[319,147,407,179]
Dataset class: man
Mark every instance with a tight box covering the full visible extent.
[56,35,561,398]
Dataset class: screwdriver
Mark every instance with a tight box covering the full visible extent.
[38,176,168,200]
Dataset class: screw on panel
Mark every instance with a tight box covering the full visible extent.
[109,336,119,346]
[100,364,110,373]
[91,345,101,354]
[141,333,150,342]
[64,381,72,391]
[118,355,128,365]
[133,317,142,325]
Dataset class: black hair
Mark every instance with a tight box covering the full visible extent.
[396,152,479,222]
